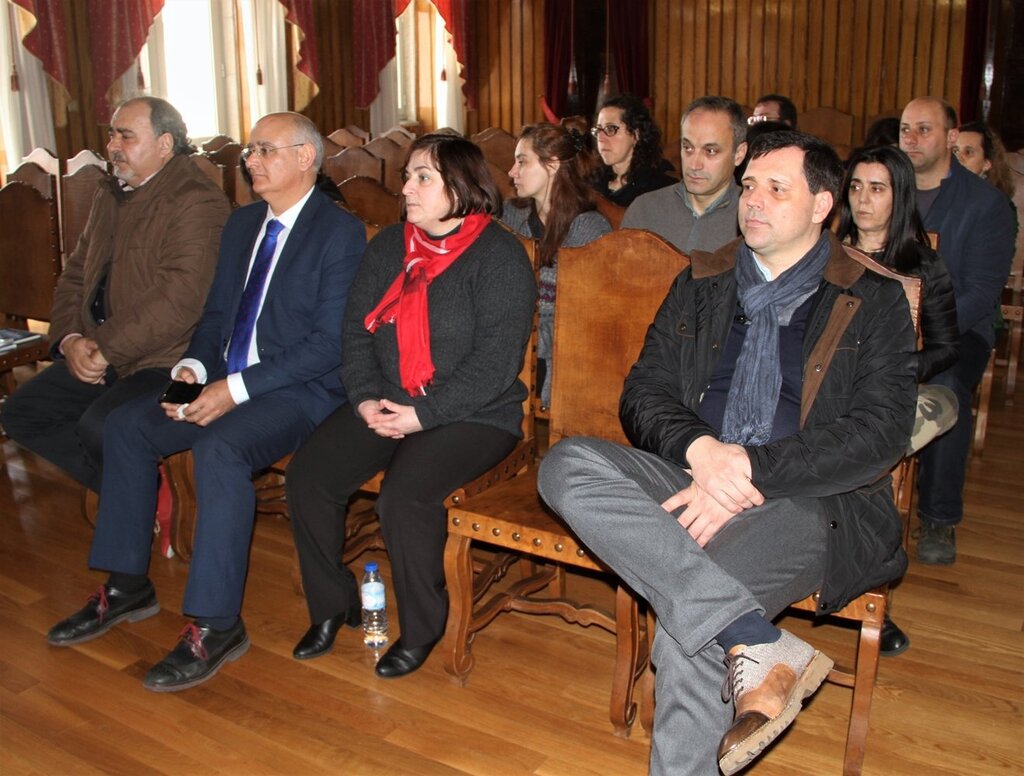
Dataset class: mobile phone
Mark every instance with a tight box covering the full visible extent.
[158,380,204,405]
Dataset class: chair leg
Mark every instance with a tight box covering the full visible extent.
[165,451,197,560]
[843,604,885,776]
[1005,312,1021,405]
[441,533,476,686]
[639,609,657,735]
[609,585,641,738]
[972,352,995,458]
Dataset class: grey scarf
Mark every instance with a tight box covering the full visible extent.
[721,232,831,445]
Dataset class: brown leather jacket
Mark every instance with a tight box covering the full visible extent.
[49,154,230,376]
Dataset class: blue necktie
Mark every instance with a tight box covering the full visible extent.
[226,218,284,373]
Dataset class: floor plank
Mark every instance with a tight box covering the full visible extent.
[1,368,1021,774]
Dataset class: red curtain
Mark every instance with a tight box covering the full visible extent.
[542,0,573,122]
[958,0,989,123]
[608,0,648,102]
[354,0,401,109]
[279,0,319,92]
[354,0,475,111]
[86,0,165,124]
[11,0,70,95]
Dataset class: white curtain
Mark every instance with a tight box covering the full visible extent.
[0,0,57,170]
[240,0,288,131]
[434,11,465,134]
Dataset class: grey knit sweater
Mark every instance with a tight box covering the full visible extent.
[342,220,537,437]
[499,202,611,403]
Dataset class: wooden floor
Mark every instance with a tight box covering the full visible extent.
[1,373,1022,775]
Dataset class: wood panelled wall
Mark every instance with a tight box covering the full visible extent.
[300,0,369,138]
[466,0,546,136]
[649,0,967,144]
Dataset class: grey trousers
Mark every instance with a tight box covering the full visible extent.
[537,437,828,776]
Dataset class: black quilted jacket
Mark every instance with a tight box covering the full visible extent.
[619,232,917,614]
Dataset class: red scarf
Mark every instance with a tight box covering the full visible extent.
[365,213,491,396]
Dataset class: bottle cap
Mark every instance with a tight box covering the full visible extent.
[365,561,378,572]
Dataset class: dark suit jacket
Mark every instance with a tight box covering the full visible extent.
[921,156,1015,347]
[184,188,366,425]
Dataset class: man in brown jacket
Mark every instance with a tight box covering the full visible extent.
[1,97,230,492]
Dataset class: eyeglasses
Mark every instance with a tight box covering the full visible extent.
[240,142,306,162]
[590,124,623,138]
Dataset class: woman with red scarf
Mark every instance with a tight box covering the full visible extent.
[286,134,537,678]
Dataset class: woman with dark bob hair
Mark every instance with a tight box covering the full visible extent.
[501,118,611,405]
[590,94,676,206]
[286,133,536,678]
[837,144,959,658]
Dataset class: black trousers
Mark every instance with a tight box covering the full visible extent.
[1,361,168,492]
[287,405,517,648]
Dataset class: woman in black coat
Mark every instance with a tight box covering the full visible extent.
[836,144,960,658]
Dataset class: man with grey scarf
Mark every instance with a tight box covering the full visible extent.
[538,131,917,776]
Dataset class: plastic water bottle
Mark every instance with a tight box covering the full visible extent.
[361,562,389,648]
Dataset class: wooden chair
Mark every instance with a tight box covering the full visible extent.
[201,135,235,153]
[190,155,228,198]
[440,229,690,737]
[486,161,515,200]
[337,176,402,226]
[364,136,406,193]
[784,246,922,775]
[234,165,258,207]
[801,107,855,149]
[594,194,626,229]
[381,126,415,148]
[205,143,242,204]
[0,180,62,395]
[66,149,109,176]
[323,147,384,187]
[327,127,367,148]
[471,128,517,174]
[320,136,344,160]
[60,164,110,264]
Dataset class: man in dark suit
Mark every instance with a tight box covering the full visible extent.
[900,97,1015,566]
[46,112,366,692]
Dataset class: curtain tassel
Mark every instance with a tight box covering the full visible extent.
[256,65,264,85]
[10,64,19,92]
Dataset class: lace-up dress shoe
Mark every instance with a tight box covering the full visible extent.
[717,630,834,775]
[47,582,159,646]
[880,615,911,657]
[293,602,361,660]
[143,620,249,692]
[374,637,439,678]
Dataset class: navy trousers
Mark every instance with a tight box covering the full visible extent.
[1,362,168,492]
[88,386,317,619]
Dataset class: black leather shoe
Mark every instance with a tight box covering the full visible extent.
[143,620,249,692]
[880,614,910,657]
[47,582,159,646]
[292,602,361,660]
[374,637,439,679]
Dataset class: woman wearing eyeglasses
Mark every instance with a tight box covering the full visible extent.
[501,118,611,405]
[591,94,677,207]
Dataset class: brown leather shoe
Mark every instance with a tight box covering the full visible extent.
[717,630,833,775]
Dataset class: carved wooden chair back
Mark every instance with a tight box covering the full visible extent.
[364,136,406,193]
[441,229,689,737]
[323,146,384,186]
[0,179,62,394]
[337,175,402,226]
